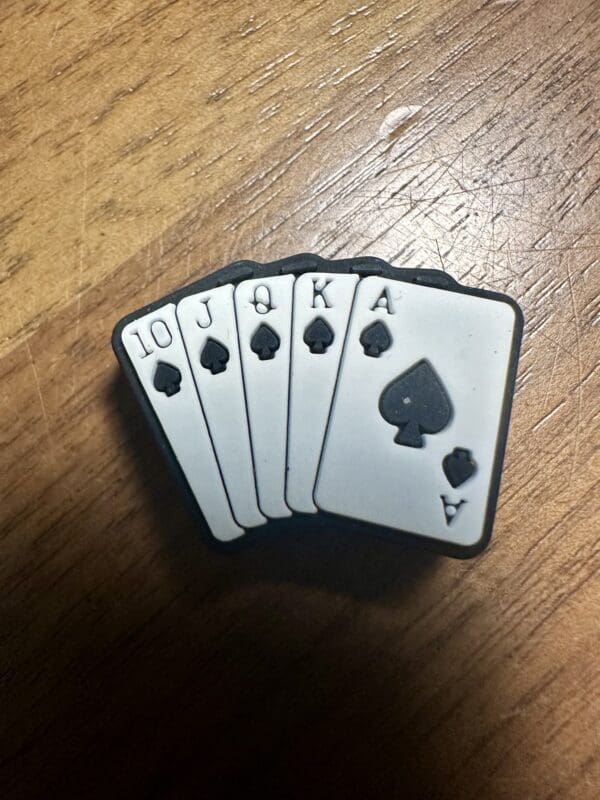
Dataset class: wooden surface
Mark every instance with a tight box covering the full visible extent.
[1,0,599,797]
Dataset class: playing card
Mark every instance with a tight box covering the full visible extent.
[176,285,266,529]
[119,304,244,541]
[234,274,295,519]
[315,277,522,554]
[286,272,360,513]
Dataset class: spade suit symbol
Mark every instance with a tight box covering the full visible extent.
[200,338,230,375]
[379,360,452,447]
[304,317,334,354]
[250,323,280,360]
[443,447,477,488]
[153,362,182,397]
[360,320,391,357]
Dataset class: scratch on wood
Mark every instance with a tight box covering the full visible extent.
[25,340,56,462]
[75,138,89,341]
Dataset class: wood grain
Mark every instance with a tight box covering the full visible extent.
[1,0,599,797]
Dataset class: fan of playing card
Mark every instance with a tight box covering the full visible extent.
[112,253,523,558]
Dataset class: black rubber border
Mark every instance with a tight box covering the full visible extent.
[111,254,522,559]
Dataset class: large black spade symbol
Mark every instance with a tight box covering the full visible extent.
[153,362,182,397]
[250,323,280,360]
[304,317,334,354]
[379,360,452,447]
[200,338,230,374]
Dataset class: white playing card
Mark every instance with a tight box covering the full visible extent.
[120,304,243,542]
[234,275,295,519]
[315,277,519,549]
[286,272,360,513]
[176,285,266,529]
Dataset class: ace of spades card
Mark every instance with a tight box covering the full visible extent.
[315,277,522,553]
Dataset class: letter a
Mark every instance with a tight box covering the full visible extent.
[370,287,395,314]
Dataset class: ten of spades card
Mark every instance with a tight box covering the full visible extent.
[119,303,244,542]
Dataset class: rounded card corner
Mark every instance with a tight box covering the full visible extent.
[453,527,493,559]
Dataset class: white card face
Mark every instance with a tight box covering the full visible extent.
[286,272,360,513]
[121,304,243,542]
[176,285,266,529]
[234,275,295,519]
[315,277,518,547]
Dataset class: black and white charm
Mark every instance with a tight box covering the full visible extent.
[113,253,522,557]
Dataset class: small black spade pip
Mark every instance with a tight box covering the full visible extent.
[443,447,477,488]
[379,360,452,447]
[200,338,230,375]
[250,323,280,361]
[360,320,391,357]
[153,362,182,397]
[304,317,334,354]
